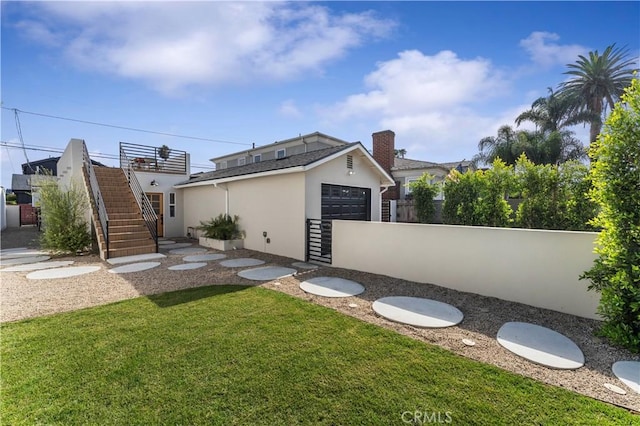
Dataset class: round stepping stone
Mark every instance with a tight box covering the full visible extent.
[497,322,585,370]
[291,262,319,270]
[160,243,192,250]
[219,258,265,268]
[612,361,640,394]
[372,296,464,328]
[108,262,161,274]
[299,277,365,298]
[1,261,74,272]
[158,240,176,245]
[183,253,226,262]
[168,262,207,271]
[0,247,27,254]
[0,255,51,267]
[169,247,207,255]
[238,266,296,281]
[0,249,49,259]
[604,383,627,395]
[27,265,101,280]
[107,253,166,265]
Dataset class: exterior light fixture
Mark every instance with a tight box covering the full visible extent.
[150,180,159,186]
[347,170,355,176]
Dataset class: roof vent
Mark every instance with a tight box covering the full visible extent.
[347,155,353,169]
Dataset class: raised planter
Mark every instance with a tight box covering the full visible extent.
[199,237,244,251]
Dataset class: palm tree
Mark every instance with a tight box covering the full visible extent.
[558,44,637,144]
[473,125,521,166]
[515,88,597,133]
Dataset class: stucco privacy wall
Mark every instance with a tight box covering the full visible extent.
[182,185,226,236]
[305,151,383,221]
[332,221,601,319]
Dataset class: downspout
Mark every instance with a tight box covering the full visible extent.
[213,182,230,215]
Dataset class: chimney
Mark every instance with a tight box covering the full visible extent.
[372,130,397,200]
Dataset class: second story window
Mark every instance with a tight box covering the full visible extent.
[254,154,261,163]
[239,157,246,166]
[276,148,286,159]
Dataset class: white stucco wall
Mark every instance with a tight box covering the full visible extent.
[332,221,601,319]
[305,151,384,221]
[0,187,6,231]
[136,171,188,238]
[182,185,227,237]
[5,205,20,228]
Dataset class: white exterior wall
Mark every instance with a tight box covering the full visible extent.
[136,170,189,238]
[228,173,306,260]
[5,205,20,228]
[0,187,6,230]
[332,221,601,319]
[56,138,92,227]
[182,185,227,236]
[305,151,383,221]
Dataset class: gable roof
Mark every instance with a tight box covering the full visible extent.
[175,142,394,188]
[392,157,472,173]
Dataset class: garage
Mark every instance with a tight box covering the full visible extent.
[321,184,371,221]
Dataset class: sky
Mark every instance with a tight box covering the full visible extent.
[1,1,639,190]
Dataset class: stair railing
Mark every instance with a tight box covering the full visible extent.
[82,142,110,258]
[120,146,159,253]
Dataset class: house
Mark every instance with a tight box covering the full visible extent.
[370,130,472,221]
[174,132,394,261]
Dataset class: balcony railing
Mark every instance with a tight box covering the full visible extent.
[120,142,187,174]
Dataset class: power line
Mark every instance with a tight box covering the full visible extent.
[2,107,252,147]
[0,141,216,170]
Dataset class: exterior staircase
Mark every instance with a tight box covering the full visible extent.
[87,167,157,259]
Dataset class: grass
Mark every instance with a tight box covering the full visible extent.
[1,285,636,425]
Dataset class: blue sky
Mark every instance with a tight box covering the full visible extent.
[1,1,639,189]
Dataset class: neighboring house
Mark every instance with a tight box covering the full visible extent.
[175,132,394,261]
[371,130,472,202]
[12,156,105,205]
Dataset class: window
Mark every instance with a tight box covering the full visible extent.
[405,178,419,194]
[238,157,246,166]
[254,154,261,163]
[276,148,286,159]
[219,161,227,170]
[169,192,176,218]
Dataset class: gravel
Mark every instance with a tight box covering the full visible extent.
[1,226,638,412]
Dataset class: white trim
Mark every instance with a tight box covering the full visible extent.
[238,157,246,166]
[253,154,262,163]
[276,148,286,159]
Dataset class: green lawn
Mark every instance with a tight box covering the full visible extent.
[1,285,635,425]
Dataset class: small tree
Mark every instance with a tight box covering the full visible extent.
[38,178,91,253]
[581,78,640,352]
[407,173,438,223]
[158,145,171,161]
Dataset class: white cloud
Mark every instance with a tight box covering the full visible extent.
[278,99,302,119]
[324,49,510,160]
[520,32,588,68]
[16,2,394,95]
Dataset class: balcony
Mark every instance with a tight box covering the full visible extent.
[120,142,188,175]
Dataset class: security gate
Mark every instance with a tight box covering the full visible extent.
[306,219,332,264]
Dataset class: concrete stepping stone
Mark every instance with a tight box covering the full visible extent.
[169,247,207,255]
[0,255,51,267]
[238,266,297,281]
[1,260,74,272]
[158,240,176,245]
[0,249,49,259]
[168,262,207,271]
[27,265,101,280]
[299,277,365,298]
[497,322,584,370]
[107,253,166,265]
[108,262,161,274]
[372,296,464,328]
[0,247,27,254]
[612,361,640,394]
[291,262,319,270]
[183,253,226,262]
[219,258,265,268]
[160,243,192,250]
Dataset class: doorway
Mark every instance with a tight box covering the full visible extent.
[146,192,164,237]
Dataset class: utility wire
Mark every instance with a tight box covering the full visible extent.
[2,107,252,147]
[14,109,34,172]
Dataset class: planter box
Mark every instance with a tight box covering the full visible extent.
[199,237,244,251]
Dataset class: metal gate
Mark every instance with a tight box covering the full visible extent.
[306,219,332,264]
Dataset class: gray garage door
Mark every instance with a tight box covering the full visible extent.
[321,184,371,221]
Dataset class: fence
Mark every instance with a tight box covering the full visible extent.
[331,220,601,319]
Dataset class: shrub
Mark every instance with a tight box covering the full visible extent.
[198,214,242,240]
[407,173,438,223]
[38,178,91,253]
[581,78,640,352]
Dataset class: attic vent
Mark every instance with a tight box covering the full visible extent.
[346,155,353,169]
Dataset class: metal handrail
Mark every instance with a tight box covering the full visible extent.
[120,146,159,252]
[120,141,187,174]
[82,142,110,258]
